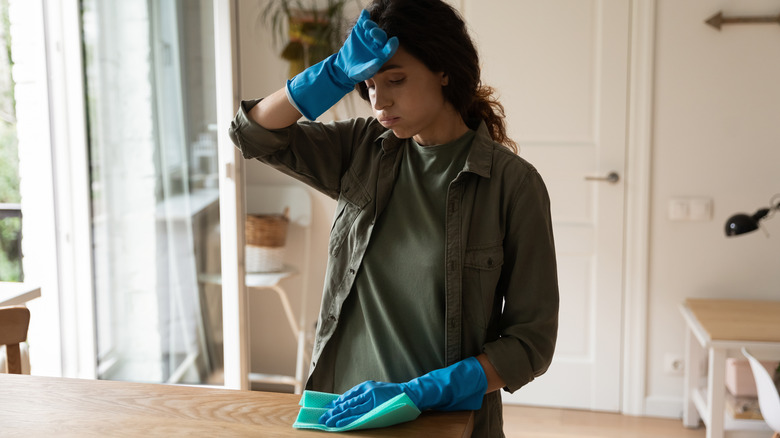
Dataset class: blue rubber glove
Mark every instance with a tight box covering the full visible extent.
[286,9,399,120]
[319,357,488,428]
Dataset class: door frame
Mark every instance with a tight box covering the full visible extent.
[40,0,96,380]
[621,0,655,416]
[213,0,249,390]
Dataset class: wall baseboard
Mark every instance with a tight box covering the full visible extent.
[643,395,684,419]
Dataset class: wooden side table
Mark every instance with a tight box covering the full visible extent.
[680,298,780,438]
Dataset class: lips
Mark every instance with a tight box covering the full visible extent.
[379,116,400,127]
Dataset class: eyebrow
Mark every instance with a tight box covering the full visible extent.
[377,64,403,74]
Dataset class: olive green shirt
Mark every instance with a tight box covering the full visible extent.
[333,130,475,392]
[229,99,559,438]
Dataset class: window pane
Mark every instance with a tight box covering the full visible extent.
[82,0,223,385]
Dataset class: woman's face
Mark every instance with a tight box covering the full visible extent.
[364,47,463,146]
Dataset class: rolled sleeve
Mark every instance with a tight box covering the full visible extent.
[228,99,290,159]
[228,99,379,199]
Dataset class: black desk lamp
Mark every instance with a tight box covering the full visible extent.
[725,194,780,236]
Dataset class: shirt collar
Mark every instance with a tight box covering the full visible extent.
[461,120,493,179]
[376,129,402,153]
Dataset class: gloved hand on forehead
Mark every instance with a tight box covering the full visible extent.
[318,357,488,428]
[286,9,399,121]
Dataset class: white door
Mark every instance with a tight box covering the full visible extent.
[463,0,629,411]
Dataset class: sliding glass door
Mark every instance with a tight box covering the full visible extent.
[81,0,224,385]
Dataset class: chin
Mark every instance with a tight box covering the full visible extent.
[389,128,415,139]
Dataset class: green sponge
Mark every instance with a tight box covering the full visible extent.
[292,390,421,432]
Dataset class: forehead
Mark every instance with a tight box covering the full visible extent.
[377,46,428,74]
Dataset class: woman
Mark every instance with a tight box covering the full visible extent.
[229,0,559,436]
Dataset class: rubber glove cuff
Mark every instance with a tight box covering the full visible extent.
[285,56,353,121]
[402,357,488,412]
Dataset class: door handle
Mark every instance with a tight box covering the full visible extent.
[584,171,620,184]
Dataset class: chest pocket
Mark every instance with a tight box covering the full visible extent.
[328,170,371,257]
[463,243,504,329]
[464,244,504,271]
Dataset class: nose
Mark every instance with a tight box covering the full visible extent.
[371,86,391,111]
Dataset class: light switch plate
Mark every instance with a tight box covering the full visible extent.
[668,198,689,221]
[688,198,713,221]
[668,197,713,221]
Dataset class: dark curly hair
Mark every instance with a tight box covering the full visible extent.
[355,0,516,152]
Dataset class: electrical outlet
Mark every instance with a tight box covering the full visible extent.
[664,353,685,375]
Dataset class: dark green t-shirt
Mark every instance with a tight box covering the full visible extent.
[332,130,476,392]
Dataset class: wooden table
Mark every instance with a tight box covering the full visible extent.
[0,374,474,437]
[0,282,41,306]
[680,298,780,438]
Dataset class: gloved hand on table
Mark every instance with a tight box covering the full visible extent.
[286,9,399,120]
[318,356,488,428]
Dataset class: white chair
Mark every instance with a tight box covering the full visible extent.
[743,348,780,438]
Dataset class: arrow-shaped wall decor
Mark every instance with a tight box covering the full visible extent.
[705,11,780,30]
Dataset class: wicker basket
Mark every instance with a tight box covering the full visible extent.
[245,208,289,272]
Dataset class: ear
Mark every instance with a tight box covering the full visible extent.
[441,72,449,86]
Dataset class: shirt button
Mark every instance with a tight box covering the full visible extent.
[328,314,336,322]
[349,268,355,275]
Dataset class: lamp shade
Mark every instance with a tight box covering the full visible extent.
[724,208,770,236]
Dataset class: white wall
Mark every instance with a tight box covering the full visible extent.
[236,0,780,414]
[645,0,780,417]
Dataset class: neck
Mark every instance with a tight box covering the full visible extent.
[413,105,469,146]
